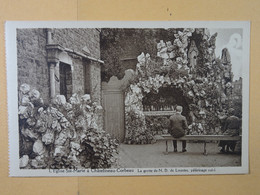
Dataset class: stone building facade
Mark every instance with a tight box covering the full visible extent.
[17,29,114,169]
[17,28,102,104]
[233,77,242,100]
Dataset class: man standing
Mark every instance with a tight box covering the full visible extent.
[169,106,188,152]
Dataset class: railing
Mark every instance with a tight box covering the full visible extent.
[143,111,175,116]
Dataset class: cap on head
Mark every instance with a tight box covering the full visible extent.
[176,106,183,113]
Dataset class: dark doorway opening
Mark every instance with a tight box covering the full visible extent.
[59,62,72,100]
[83,60,91,94]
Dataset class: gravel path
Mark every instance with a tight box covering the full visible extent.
[117,141,241,168]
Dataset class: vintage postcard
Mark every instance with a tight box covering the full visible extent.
[6,21,250,177]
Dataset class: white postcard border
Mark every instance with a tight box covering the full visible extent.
[6,21,250,177]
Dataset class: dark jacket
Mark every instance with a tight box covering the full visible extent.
[223,115,241,136]
[219,115,241,148]
[169,113,188,138]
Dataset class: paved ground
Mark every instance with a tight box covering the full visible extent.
[116,141,241,168]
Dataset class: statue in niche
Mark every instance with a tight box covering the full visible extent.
[188,40,199,69]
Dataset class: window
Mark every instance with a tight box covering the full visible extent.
[59,62,72,100]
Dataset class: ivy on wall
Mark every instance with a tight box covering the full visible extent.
[100,28,183,82]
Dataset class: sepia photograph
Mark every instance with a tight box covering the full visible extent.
[6,21,249,176]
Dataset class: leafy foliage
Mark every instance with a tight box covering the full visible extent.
[19,85,118,169]
[80,128,118,168]
[100,28,183,82]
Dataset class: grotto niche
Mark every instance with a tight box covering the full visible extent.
[142,85,191,120]
[143,85,192,135]
[124,28,237,145]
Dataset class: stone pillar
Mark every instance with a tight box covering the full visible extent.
[49,63,56,99]
[89,61,101,105]
[47,29,53,44]
[46,44,64,100]
[55,62,60,95]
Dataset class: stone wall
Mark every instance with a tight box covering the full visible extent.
[17,28,101,105]
[89,61,101,104]
[71,57,85,95]
[52,28,100,59]
[17,29,50,101]
[52,28,101,103]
